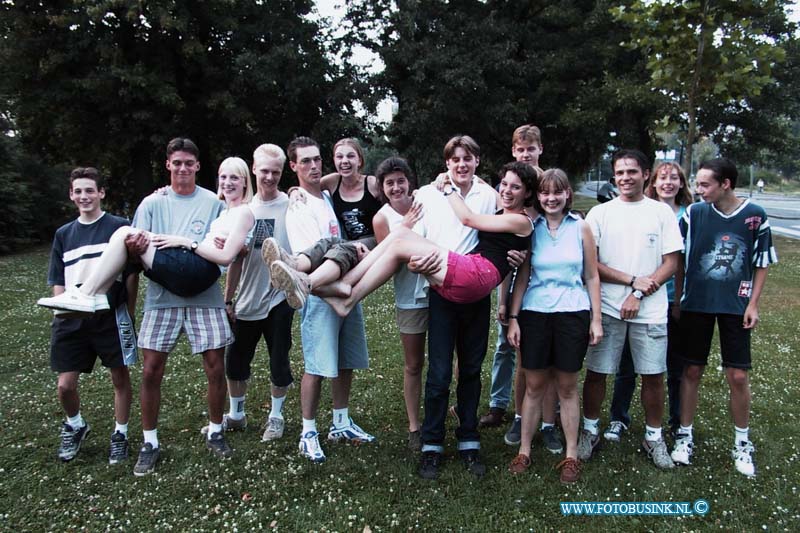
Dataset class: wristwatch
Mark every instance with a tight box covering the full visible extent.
[632,289,644,300]
[190,241,199,252]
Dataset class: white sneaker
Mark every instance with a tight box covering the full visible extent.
[261,417,285,441]
[732,441,755,477]
[642,438,675,469]
[671,436,694,465]
[200,414,247,435]
[603,420,628,442]
[299,430,326,463]
[270,261,310,310]
[38,288,99,313]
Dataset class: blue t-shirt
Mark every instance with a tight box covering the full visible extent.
[133,187,225,311]
[680,199,777,315]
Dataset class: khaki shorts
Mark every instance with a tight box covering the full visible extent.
[395,307,429,335]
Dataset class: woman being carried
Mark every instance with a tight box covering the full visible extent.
[38,157,257,313]
[272,161,538,316]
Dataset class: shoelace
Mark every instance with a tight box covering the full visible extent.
[110,438,127,455]
[60,426,77,449]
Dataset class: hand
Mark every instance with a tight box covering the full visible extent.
[408,250,442,275]
[506,249,526,269]
[353,242,370,262]
[151,234,192,250]
[433,172,451,192]
[288,187,307,206]
[507,320,521,349]
[632,275,660,296]
[124,231,150,258]
[670,303,681,321]
[589,319,603,346]
[225,304,236,323]
[402,202,423,228]
[151,186,170,196]
[497,304,507,324]
[620,293,640,320]
[743,303,760,329]
[213,236,227,250]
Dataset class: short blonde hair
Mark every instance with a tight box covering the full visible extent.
[253,143,287,167]
[217,157,254,204]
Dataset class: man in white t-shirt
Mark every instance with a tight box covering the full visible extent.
[282,136,373,463]
[580,149,683,469]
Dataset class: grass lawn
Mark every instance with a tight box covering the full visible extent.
[0,215,798,531]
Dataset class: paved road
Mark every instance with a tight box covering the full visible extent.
[577,182,800,240]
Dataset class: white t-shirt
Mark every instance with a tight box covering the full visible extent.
[285,191,340,253]
[416,178,497,253]
[586,197,684,324]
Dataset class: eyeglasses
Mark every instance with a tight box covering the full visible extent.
[298,156,322,166]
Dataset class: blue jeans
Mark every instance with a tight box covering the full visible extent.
[488,321,516,410]
[421,290,490,453]
[609,312,684,427]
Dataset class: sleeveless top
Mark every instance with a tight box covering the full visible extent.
[521,213,590,313]
[379,204,429,309]
[332,177,382,240]
[470,210,531,281]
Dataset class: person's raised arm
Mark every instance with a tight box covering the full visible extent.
[445,187,531,235]
[320,172,340,194]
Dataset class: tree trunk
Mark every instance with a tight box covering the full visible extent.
[684,0,709,177]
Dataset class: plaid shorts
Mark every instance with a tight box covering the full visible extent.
[139,307,233,354]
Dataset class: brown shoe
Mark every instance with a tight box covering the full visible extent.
[556,457,582,484]
[478,407,506,428]
[508,453,531,474]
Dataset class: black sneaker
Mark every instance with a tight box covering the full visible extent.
[504,417,522,446]
[58,422,90,462]
[460,449,487,478]
[108,431,129,465]
[133,443,160,476]
[206,431,233,458]
[419,451,442,480]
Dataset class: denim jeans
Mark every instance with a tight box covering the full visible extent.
[421,290,490,453]
[609,312,684,427]
[488,321,516,410]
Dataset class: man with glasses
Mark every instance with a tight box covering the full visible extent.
[283,136,374,463]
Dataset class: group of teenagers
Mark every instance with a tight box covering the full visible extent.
[39,125,777,484]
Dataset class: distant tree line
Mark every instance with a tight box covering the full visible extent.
[1,0,797,253]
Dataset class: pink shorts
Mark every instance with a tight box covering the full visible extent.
[433,252,501,304]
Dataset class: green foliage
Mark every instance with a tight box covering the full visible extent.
[0,0,369,212]
[345,0,665,182]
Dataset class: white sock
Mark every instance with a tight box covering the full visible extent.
[207,421,223,438]
[583,417,600,436]
[228,395,245,420]
[67,412,85,429]
[269,395,286,420]
[541,422,554,430]
[735,426,749,445]
[333,407,349,428]
[514,414,522,421]
[302,418,317,434]
[114,422,128,436]
[678,424,694,439]
[143,429,159,448]
[645,425,662,441]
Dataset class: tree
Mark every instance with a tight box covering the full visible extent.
[0,0,367,213]
[613,0,794,175]
[344,0,666,182]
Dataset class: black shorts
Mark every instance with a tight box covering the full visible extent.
[145,248,220,297]
[681,311,751,370]
[518,310,589,372]
[225,300,294,386]
[50,306,137,373]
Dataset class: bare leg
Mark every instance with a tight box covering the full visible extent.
[80,226,154,295]
[57,371,81,418]
[725,368,750,428]
[541,377,558,424]
[513,353,525,414]
[555,370,580,459]
[301,373,323,420]
[309,261,346,290]
[332,369,353,410]
[679,364,705,426]
[401,332,426,432]
[518,369,548,457]
[228,379,247,399]
[326,236,447,317]
[202,348,226,425]
[640,373,665,428]
[582,370,607,420]
[109,366,132,425]
[140,349,167,431]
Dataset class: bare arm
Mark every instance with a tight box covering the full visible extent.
[373,211,390,243]
[446,192,531,235]
[581,223,603,345]
[506,250,531,349]
[320,173,339,194]
[224,256,243,322]
[743,267,768,329]
[53,285,65,296]
[125,273,139,318]
[496,275,512,323]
